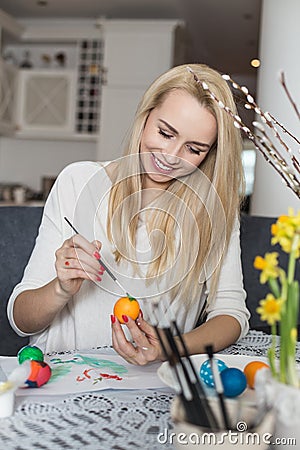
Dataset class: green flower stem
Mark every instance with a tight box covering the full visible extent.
[268,277,281,299]
[279,311,288,383]
[279,278,289,384]
[284,233,299,386]
[286,281,299,386]
[287,233,299,284]
[268,322,277,378]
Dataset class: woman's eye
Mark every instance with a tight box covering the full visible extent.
[159,128,172,139]
[186,144,201,155]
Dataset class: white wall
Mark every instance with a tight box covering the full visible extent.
[250,0,300,216]
[0,137,96,191]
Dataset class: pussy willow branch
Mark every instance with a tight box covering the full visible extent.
[268,112,300,146]
[280,71,300,122]
[221,74,295,155]
[186,67,300,198]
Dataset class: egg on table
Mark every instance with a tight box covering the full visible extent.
[17,345,52,388]
[17,345,44,364]
[25,360,52,388]
[199,358,228,387]
[220,367,247,397]
[243,360,270,389]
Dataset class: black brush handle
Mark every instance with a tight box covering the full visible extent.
[162,326,218,429]
[170,321,219,429]
[64,216,130,296]
[205,344,231,430]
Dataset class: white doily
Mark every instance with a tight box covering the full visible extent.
[221,330,300,362]
[0,390,175,450]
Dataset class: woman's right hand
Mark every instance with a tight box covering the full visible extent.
[55,234,104,299]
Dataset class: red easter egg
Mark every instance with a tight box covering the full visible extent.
[25,360,52,388]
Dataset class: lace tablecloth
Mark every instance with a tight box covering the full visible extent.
[0,330,299,450]
[222,329,300,363]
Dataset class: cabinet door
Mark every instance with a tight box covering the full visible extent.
[16,69,76,135]
[97,85,144,160]
[97,21,178,160]
[0,59,17,135]
[103,23,175,88]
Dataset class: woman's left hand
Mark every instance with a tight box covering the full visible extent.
[111,312,164,365]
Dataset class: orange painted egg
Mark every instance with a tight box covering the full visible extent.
[113,296,140,324]
[243,361,270,389]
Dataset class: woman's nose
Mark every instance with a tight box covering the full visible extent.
[163,143,183,164]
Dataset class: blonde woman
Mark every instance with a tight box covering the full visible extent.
[8,64,250,362]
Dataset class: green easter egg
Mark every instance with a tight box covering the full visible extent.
[18,346,44,364]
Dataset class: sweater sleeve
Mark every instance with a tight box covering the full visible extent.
[6,161,104,337]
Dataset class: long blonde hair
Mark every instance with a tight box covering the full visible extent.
[107,63,244,306]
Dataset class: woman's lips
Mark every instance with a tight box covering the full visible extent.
[151,153,173,174]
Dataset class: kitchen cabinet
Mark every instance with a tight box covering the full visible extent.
[1,18,183,148]
[97,20,181,161]
[5,35,104,140]
[0,10,23,136]
[16,69,76,136]
[0,58,18,135]
[3,18,105,140]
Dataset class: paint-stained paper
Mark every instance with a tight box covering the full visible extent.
[0,351,166,396]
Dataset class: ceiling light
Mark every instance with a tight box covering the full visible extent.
[250,58,260,68]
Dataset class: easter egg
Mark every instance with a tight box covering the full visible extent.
[243,361,270,389]
[113,296,140,324]
[199,358,228,387]
[18,345,44,364]
[25,360,52,388]
[220,367,247,398]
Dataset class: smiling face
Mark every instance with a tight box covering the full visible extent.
[139,89,218,190]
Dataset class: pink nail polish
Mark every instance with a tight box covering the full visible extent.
[93,251,100,260]
[96,276,102,281]
[111,314,116,324]
[122,315,129,323]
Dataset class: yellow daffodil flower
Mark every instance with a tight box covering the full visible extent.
[255,209,300,386]
[256,293,284,326]
[271,208,300,257]
[253,252,279,283]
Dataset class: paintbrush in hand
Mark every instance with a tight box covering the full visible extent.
[64,216,130,297]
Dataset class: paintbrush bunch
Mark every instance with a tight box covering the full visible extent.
[187,67,300,199]
[151,301,273,433]
[151,300,228,431]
